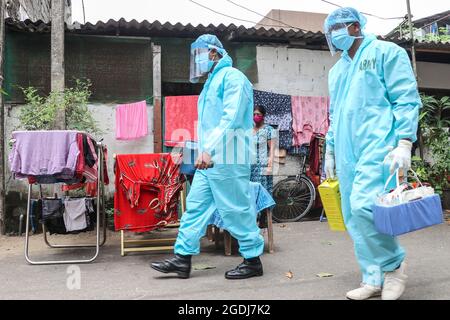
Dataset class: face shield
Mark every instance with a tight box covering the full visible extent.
[190,45,212,84]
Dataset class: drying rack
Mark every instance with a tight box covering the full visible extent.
[20,137,107,265]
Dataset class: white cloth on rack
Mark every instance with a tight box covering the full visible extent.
[63,198,88,232]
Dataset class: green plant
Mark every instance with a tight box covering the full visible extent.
[426,127,450,193]
[419,94,450,129]
[412,94,450,194]
[18,79,101,135]
[417,26,450,43]
[411,155,430,182]
[105,207,115,230]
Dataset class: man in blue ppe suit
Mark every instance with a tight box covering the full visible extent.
[151,34,265,280]
[323,8,421,300]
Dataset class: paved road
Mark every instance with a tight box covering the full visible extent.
[1,221,449,300]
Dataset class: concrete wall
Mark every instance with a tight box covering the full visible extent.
[256,10,327,32]
[253,45,338,179]
[417,61,450,90]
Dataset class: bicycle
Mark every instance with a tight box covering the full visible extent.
[272,145,316,223]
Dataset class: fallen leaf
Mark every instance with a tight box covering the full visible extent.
[316,272,334,278]
[321,241,333,246]
[192,264,216,271]
[279,224,287,228]
[285,271,294,279]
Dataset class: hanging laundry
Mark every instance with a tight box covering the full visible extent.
[9,131,80,179]
[307,134,326,209]
[63,198,88,232]
[253,90,293,131]
[164,96,199,147]
[22,132,105,185]
[83,134,98,168]
[278,130,294,150]
[115,100,148,140]
[41,198,67,235]
[102,146,110,185]
[114,153,183,233]
[81,134,98,182]
[60,142,109,193]
[29,199,42,233]
[85,182,98,197]
[75,133,86,180]
[85,197,96,226]
[309,134,326,176]
[288,145,309,156]
[291,96,329,147]
[29,175,82,185]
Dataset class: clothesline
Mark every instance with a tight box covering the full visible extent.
[163,91,330,151]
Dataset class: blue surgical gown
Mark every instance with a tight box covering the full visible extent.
[175,54,264,259]
[326,34,421,286]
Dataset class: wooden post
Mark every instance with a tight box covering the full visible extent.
[224,230,232,256]
[266,209,274,253]
[206,225,214,242]
[406,0,417,78]
[152,43,162,153]
[0,0,6,235]
[51,0,65,129]
[214,226,221,250]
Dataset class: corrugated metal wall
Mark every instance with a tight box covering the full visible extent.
[4,32,153,103]
[4,31,258,103]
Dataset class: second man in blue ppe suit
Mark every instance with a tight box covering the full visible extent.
[323,8,421,300]
[151,34,265,280]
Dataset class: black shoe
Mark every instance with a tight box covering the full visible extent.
[225,257,263,280]
[150,254,192,279]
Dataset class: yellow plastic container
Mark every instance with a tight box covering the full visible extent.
[318,179,346,232]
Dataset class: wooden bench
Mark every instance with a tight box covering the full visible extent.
[207,208,274,255]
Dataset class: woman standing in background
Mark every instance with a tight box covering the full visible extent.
[251,105,276,195]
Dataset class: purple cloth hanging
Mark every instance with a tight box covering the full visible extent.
[9,130,80,178]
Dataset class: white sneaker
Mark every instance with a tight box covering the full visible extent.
[346,283,382,300]
[382,262,408,300]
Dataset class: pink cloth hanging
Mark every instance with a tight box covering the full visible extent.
[164,95,199,147]
[115,100,148,140]
[291,96,329,147]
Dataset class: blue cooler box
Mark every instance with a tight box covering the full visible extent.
[373,194,444,237]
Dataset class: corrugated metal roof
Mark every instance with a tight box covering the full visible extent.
[385,36,450,51]
[5,18,327,44]
[5,17,450,51]
[411,10,450,28]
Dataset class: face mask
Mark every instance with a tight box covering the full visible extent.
[196,52,215,74]
[331,24,360,51]
[254,114,264,124]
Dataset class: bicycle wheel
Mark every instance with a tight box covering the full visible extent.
[272,176,316,223]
